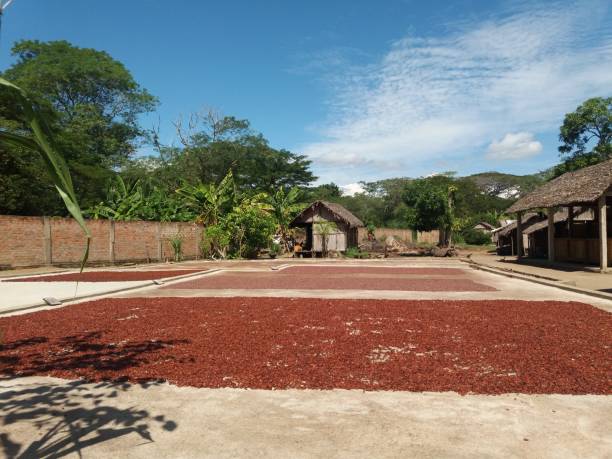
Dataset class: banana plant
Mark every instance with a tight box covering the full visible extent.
[176,170,235,225]
[265,187,304,250]
[0,77,90,270]
[87,176,145,221]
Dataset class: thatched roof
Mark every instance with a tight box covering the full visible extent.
[474,221,496,231]
[522,207,594,235]
[497,212,540,237]
[291,201,364,228]
[508,159,612,213]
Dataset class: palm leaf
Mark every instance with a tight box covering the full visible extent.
[0,77,90,271]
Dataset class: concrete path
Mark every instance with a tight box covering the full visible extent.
[1,376,610,459]
[0,281,150,313]
[469,253,612,293]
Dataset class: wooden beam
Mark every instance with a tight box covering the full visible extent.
[516,212,524,259]
[598,195,608,273]
[547,208,555,263]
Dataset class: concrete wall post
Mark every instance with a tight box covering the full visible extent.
[43,216,52,265]
[157,222,163,261]
[109,220,116,264]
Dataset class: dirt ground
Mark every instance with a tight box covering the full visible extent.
[0,258,610,458]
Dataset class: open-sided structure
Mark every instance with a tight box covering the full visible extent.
[290,201,364,253]
[507,159,612,272]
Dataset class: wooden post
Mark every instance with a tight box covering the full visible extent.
[516,212,524,259]
[43,216,52,265]
[547,208,555,263]
[598,195,608,273]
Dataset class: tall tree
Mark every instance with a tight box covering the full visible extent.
[554,97,611,176]
[402,178,451,234]
[0,40,157,214]
[167,109,315,192]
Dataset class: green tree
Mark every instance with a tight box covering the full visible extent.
[403,178,450,232]
[168,109,315,193]
[305,183,342,201]
[559,97,611,159]
[554,97,611,176]
[0,40,157,214]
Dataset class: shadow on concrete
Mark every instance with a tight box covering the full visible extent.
[498,257,601,274]
[0,332,184,457]
[0,379,177,458]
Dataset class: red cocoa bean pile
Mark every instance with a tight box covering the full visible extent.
[284,266,466,275]
[7,270,206,282]
[166,272,495,292]
[1,297,610,394]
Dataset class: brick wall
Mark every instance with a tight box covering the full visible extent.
[0,215,204,268]
[0,216,46,268]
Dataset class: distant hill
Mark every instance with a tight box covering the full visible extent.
[466,172,545,199]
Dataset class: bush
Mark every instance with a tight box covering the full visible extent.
[269,242,281,258]
[344,247,369,258]
[202,225,231,259]
[460,228,491,245]
[224,208,276,258]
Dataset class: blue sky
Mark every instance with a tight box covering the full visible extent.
[1,0,611,191]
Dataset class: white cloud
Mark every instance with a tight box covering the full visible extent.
[485,132,543,160]
[300,0,612,181]
[340,183,365,196]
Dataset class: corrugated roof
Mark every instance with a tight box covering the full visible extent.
[507,159,612,213]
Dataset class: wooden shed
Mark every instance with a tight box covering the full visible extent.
[290,201,364,253]
[507,159,612,272]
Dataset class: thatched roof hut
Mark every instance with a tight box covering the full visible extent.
[508,159,612,213]
[505,159,611,271]
[290,201,364,253]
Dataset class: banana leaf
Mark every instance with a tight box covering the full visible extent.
[0,77,90,271]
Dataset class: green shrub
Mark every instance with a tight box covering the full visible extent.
[269,242,281,258]
[224,207,276,258]
[344,247,367,259]
[460,228,491,245]
[203,225,231,259]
